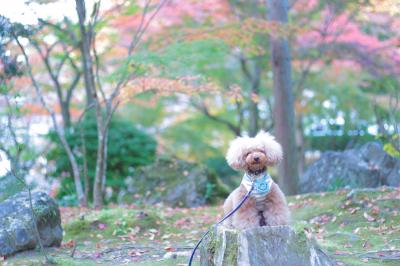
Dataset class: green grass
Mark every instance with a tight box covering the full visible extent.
[63,208,163,241]
[5,187,400,266]
[288,188,400,265]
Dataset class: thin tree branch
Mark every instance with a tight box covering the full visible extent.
[14,31,87,206]
[192,100,241,135]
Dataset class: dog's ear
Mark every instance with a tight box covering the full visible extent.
[226,137,247,170]
[256,131,283,166]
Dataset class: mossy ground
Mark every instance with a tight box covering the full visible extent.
[3,187,400,266]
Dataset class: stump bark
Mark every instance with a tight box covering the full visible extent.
[200,225,334,266]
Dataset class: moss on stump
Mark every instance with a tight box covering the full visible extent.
[200,225,335,266]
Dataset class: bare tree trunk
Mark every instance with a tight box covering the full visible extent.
[266,0,298,195]
[93,127,106,208]
[248,100,259,137]
[101,127,109,195]
[75,0,105,208]
[75,0,95,107]
[75,0,167,208]
[79,121,90,201]
[239,57,262,137]
[60,101,71,128]
[14,36,87,206]
[248,63,261,137]
[296,114,306,175]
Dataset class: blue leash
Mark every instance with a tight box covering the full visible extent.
[188,183,254,266]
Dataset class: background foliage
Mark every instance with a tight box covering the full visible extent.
[46,114,157,204]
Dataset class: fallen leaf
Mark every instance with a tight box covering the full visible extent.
[98,223,107,230]
[363,212,375,222]
[371,206,380,215]
[93,252,102,258]
[162,234,171,240]
[335,250,352,255]
[349,208,359,214]
[164,246,175,252]
[362,240,371,249]
[62,240,76,248]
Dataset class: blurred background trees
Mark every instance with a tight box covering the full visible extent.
[0,0,398,207]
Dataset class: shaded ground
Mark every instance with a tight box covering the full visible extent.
[3,187,400,266]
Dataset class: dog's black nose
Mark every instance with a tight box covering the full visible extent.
[254,157,259,162]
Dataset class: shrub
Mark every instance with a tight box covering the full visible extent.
[46,114,156,204]
[204,156,239,189]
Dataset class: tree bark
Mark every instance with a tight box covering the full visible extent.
[239,57,262,137]
[266,0,298,195]
[296,114,306,175]
[101,127,109,195]
[93,127,106,208]
[248,63,261,137]
[14,35,87,206]
[75,0,95,107]
[75,0,105,208]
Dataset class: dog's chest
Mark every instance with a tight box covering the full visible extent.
[241,173,273,210]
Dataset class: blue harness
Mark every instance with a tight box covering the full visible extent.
[242,172,272,199]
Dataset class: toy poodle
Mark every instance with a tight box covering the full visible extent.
[223,131,290,229]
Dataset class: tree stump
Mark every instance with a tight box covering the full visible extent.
[200,225,334,266]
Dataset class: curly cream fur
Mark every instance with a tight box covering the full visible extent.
[223,131,290,229]
[226,131,283,170]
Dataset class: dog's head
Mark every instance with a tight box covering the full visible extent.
[226,131,282,173]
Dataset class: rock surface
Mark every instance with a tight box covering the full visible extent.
[200,225,334,266]
[300,142,400,193]
[0,191,63,256]
[119,157,229,207]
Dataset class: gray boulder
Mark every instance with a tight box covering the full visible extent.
[0,191,63,256]
[200,225,334,266]
[119,158,229,207]
[300,142,400,193]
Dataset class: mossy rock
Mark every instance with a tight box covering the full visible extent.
[0,191,62,256]
[120,157,229,207]
[200,225,335,266]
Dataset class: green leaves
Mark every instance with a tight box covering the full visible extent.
[122,2,140,16]
[46,114,157,203]
[132,39,230,79]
